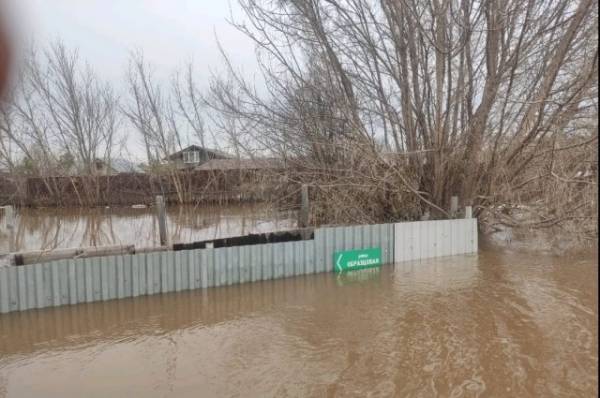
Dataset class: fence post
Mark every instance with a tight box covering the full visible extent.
[5,205,15,253]
[155,195,168,246]
[450,196,459,218]
[465,206,472,219]
[298,184,310,228]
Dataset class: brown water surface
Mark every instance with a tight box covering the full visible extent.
[0,248,597,397]
[0,205,296,253]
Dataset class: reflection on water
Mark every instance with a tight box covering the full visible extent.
[0,205,296,253]
[0,249,596,397]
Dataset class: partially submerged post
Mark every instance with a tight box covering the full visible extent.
[465,206,473,219]
[155,195,168,246]
[450,196,459,218]
[298,184,309,228]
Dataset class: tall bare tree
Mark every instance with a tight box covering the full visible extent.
[172,63,207,148]
[123,51,184,165]
[29,42,117,174]
[2,42,118,173]
[204,0,597,239]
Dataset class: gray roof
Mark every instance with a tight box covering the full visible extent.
[196,158,284,171]
[166,145,231,161]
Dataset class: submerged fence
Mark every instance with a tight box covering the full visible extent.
[0,218,476,314]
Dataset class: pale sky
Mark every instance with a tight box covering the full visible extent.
[5,0,258,85]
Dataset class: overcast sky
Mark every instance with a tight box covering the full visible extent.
[3,0,260,159]
[5,0,258,87]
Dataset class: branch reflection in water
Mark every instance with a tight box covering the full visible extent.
[0,204,296,253]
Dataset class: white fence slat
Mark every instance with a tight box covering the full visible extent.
[261,245,272,280]
[25,265,36,309]
[0,267,9,313]
[34,264,44,308]
[7,266,18,311]
[250,245,261,282]
[67,260,77,305]
[174,251,183,292]
[239,246,250,284]
[91,257,101,301]
[123,255,132,297]
[49,262,60,307]
[160,252,169,293]
[116,256,125,299]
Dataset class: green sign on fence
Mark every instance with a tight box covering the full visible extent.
[334,247,382,272]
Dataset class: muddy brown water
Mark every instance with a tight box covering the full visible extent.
[0,205,297,253]
[0,245,596,397]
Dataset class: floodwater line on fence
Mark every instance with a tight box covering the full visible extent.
[0,217,477,314]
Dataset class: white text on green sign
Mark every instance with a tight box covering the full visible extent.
[334,247,382,272]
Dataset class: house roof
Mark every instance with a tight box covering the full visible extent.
[165,145,231,161]
[195,158,284,171]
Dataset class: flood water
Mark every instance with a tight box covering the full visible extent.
[0,205,296,253]
[0,246,596,397]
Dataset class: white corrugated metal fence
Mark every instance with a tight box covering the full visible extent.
[0,218,476,314]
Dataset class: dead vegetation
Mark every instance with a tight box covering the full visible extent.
[203,0,598,245]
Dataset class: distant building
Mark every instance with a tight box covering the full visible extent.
[164,145,230,169]
[195,158,284,172]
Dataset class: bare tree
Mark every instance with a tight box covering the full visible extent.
[204,0,597,240]
[172,63,207,148]
[123,51,181,166]
[26,42,117,175]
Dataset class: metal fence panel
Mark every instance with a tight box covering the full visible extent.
[205,249,214,288]
[58,260,69,305]
[238,246,246,284]
[274,244,285,279]
[0,267,8,313]
[394,218,477,263]
[230,246,240,285]
[7,267,16,311]
[314,223,394,273]
[50,262,60,307]
[198,249,208,288]
[261,245,272,280]
[1,219,476,313]
[35,264,44,308]
[250,245,261,282]
[123,255,132,298]
[472,219,478,253]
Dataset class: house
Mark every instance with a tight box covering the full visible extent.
[195,158,284,172]
[164,145,231,169]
